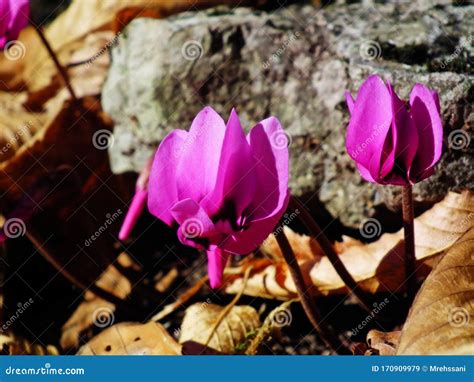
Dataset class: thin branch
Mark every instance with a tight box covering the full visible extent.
[26,229,127,309]
[275,229,350,354]
[204,266,253,346]
[33,27,78,101]
[289,196,374,313]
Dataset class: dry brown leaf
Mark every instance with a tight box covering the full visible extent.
[397,227,474,355]
[366,329,401,355]
[261,225,323,262]
[5,0,267,98]
[179,303,260,354]
[77,321,181,355]
[0,96,113,207]
[0,333,59,355]
[60,253,135,350]
[151,276,209,322]
[351,342,369,355]
[0,92,47,163]
[154,267,179,293]
[224,191,474,298]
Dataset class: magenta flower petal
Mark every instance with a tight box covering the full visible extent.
[201,109,256,219]
[0,0,29,48]
[432,91,441,113]
[247,117,289,220]
[385,81,418,184]
[409,84,443,182]
[0,2,9,47]
[345,91,355,115]
[170,198,217,249]
[218,117,290,255]
[175,107,226,202]
[148,129,188,226]
[206,247,230,288]
[118,188,148,241]
[345,75,393,173]
[220,194,290,255]
[356,163,376,182]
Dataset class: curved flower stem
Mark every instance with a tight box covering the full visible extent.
[34,27,78,101]
[402,185,416,301]
[275,229,350,355]
[289,196,374,314]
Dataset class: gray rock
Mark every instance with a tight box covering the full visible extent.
[102,1,473,227]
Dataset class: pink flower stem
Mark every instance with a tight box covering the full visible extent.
[275,229,350,355]
[118,188,148,241]
[289,196,374,314]
[33,27,78,101]
[402,185,416,301]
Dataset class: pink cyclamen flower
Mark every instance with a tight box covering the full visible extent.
[148,107,290,288]
[345,75,443,185]
[0,0,29,48]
